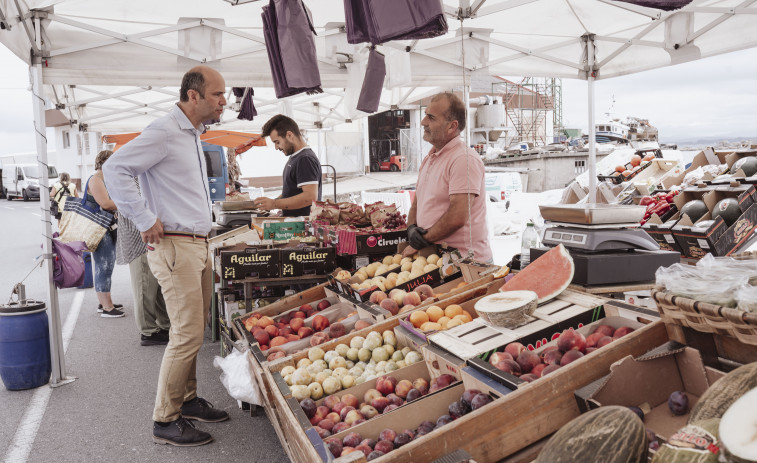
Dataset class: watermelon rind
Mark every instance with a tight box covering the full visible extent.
[537,406,647,463]
[500,243,574,304]
[474,290,538,328]
[688,362,757,423]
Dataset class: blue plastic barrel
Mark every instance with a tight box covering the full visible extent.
[77,251,93,289]
[0,301,51,390]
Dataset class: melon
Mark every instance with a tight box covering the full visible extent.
[474,290,538,328]
[536,406,647,463]
[651,419,721,463]
[499,243,574,304]
[731,156,757,177]
[711,198,741,227]
[680,200,709,223]
[719,387,757,462]
[688,362,757,423]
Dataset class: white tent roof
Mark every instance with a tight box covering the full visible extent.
[2,0,756,131]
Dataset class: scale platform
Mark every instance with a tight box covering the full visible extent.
[542,222,660,252]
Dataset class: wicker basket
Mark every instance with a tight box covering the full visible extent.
[651,286,757,346]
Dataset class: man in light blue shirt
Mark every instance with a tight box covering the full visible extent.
[104,65,229,447]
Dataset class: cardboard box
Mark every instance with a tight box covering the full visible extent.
[423,343,467,380]
[209,225,260,253]
[672,185,757,258]
[329,227,408,256]
[461,365,514,400]
[279,245,336,278]
[643,187,712,255]
[262,220,307,241]
[468,315,646,391]
[574,342,725,442]
[219,243,281,280]
[335,253,385,273]
[632,159,683,195]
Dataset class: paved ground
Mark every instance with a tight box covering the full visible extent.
[0,200,290,463]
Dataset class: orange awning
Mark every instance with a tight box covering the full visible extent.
[103,130,266,155]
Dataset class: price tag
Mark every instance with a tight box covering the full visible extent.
[697,239,710,249]
[664,235,675,243]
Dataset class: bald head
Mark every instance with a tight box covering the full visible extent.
[180,66,222,102]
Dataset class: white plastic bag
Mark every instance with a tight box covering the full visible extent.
[213,348,262,406]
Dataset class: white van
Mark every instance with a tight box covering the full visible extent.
[2,164,59,201]
[485,171,523,203]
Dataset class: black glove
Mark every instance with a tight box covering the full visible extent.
[407,224,432,250]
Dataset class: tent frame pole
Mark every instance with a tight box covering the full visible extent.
[586,34,597,203]
[31,15,75,388]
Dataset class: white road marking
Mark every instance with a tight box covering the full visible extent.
[3,290,84,463]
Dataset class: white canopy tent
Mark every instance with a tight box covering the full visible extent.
[1,0,756,385]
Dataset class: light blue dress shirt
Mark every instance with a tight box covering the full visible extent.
[103,104,213,235]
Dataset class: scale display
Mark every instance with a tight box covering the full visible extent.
[542,224,659,252]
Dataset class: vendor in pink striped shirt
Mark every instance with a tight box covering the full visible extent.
[403,93,493,262]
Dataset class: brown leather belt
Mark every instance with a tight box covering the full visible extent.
[163,231,208,241]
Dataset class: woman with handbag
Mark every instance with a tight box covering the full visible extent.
[88,150,124,318]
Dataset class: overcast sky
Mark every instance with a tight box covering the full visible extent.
[1,44,756,156]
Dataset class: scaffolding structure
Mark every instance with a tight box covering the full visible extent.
[492,78,563,146]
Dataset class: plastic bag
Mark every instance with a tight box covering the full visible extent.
[736,285,757,313]
[213,348,262,406]
[655,260,748,307]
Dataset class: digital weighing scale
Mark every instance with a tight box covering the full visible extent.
[534,204,679,286]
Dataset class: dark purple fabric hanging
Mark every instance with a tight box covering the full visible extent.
[232,87,257,121]
[356,49,385,113]
[344,0,448,45]
[262,0,322,99]
[612,0,693,10]
[52,239,87,289]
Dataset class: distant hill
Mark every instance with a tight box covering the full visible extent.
[662,135,757,148]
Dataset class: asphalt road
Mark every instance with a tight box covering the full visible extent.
[0,199,290,463]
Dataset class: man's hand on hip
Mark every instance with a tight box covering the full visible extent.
[407,224,431,251]
[141,218,164,244]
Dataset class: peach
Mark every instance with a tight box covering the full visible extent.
[426,306,444,322]
[585,332,604,349]
[264,324,279,338]
[437,316,451,329]
[613,326,635,339]
[430,374,456,392]
[286,334,300,342]
[403,292,422,307]
[360,405,379,419]
[326,411,341,423]
[257,316,274,328]
[370,397,390,413]
[270,336,288,347]
[266,350,286,362]
[341,393,360,408]
[399,304,415,314]
[560,350,584,366]
[342,432,363,448]
[414,284,435,299]
[460,310,473,322]
[489,351,513,366]
[291,311,306,319]
[344,410,364,426]
[557,328,586,353]
[516,350,541,374]
[538,345,559,361]
[494,359,521,376]
[319,419,336,431]
[390,289,407,307]
[504,342,526,359]
[520,373,538,382]
[317,300,332,311]
[310,332,329,346]
[385,393,403,407]
[452,314,469,324]
[412,378,430,395]
[382,404,399,414]
[279,314,292,325]
[444,304,463,318]
[253,330,270,346]
[379,298,399,316]
[446,319,464,329]
[316,405,331,418]
[354,320,373,330]
[339,406,356,421]
[333,422,351,434]
[312,315,330,332]
[394,379,413,399]
[409,311,429,328]
[594,325,616,337]
[279,326,293,337]
[244,317,258,331]
[542,349,562,366]
[354,443,372,457]
[542,364,561,376]
[289,317,305,333]
[370,291,388,305]
[328,322,346,339]
[530,363,547,377]
[375,376,398,396]
[597,336,613,347]
[324,395,341,410]
[297,327,314,338]
[378,429,397,443]
[364,388,382,404]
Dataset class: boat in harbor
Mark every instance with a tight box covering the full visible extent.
[582,116,658,144]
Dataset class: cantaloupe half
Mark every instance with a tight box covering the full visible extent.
[500,243,574,304]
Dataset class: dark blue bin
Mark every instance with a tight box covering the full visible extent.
[0,301,51,390]
[77,251,93,289]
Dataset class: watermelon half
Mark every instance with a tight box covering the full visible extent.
[500,244,574,303]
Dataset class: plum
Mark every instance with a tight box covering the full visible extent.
[319,419,335,431]
[360,438,377,449]
[668,391,689,415]
[314,426,331,439]
[402,429,416,440]
[367,451,386,461]
[343,432,363,448]
[520,373,538,382]
[470,393,493,411]
[379,429,397,442]
[436,415,453,428]
[355,444,373,457]
[375,440,394,454]
[332,422,351,433]
[461,389,482,407]
[371,397,390,412]
[376,375,398,396]
[516,350,542,374]
[406,388,422,402]
[324,395,341,410]
[559,350,584,366]
[418,420,435,431]
[448,400,470,419]
[386,393,403,407]
[542,364,561,376]
[628,406,644,421]
[325,438,343,458]
[557,328,586,353]
[429,374,457,393]
[300,398,317,418]
[412,378,430,395]
[394,433,412,448]
[383,404,399,414]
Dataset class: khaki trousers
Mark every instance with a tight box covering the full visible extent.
[129,253,170,336]
[147,236,212,422]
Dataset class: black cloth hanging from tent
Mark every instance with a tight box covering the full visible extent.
[356,49,385,113]
[262,0,323,99]
[612,0,693,10]
[344,0,448,45]
[232,87,257,121]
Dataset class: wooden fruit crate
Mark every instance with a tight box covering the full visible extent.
[263,320,669,463]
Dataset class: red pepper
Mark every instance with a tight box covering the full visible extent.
[649,202,671,217]
[639,196,654,206]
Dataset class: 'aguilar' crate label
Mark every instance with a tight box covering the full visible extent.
[221,248,281,280]
[280,247,336,277]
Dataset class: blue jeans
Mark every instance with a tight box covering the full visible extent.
[94,231,116,292]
